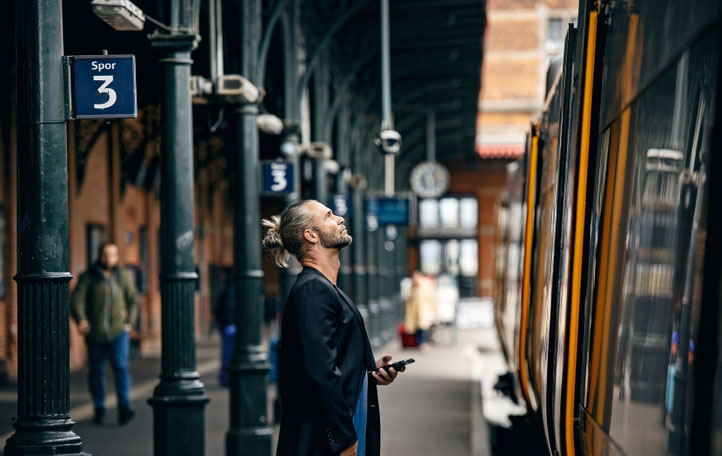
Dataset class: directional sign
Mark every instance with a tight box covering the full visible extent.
[73,55,137,119]
[262,161,295,195]
[366,196,412,226]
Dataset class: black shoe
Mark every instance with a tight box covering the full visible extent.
[93,407,105,425]
[119,405,135,425]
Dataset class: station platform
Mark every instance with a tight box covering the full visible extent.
[0,325,500,455]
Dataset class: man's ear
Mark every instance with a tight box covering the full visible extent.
[303,229,317,244]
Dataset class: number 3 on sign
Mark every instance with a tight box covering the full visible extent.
[93,75,117,109]
[270,168,287,191]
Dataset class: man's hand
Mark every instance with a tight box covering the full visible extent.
[340,441,357,456]
[77,320,90,336]
[372,355,404,385]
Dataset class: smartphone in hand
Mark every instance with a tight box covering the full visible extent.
[376,358,415,375]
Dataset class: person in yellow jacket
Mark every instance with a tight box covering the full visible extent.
[404,271,436,350]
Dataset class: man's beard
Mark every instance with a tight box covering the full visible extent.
[317,228,352,249]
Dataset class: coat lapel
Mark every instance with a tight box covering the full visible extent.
[302,267,375,367]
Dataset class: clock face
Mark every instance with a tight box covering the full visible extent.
[410,162,450,198]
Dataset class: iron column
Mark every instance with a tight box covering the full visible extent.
[5,1,86,453]
[226,0,272,453]
[380,0,396,197]
[279,0,302,307]
[366,195,381,348]
[313,50,330,204]
[351,176,368,324]
[335,102,352,292]
[148,16,209,455]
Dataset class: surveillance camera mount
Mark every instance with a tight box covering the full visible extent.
[375,129,402,155]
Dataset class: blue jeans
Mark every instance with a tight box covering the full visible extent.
[87,330,131,408]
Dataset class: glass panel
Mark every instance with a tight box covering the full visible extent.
[460,197,478,228]
[419,240,442,276]
[583,29,719,455]
[439,197,459,228]
[548,17,563,44]
[598,0,722,130]
[459,239,478,277]
[418,198,439,228]
[444,239,460,276]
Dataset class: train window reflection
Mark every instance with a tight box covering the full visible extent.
[584,31,719,456]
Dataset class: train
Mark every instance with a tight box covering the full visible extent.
[491,0,722,455]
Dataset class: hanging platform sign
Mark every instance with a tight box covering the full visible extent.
[261,161,295,195]
[366,195,413,226]
[72,55,137,119]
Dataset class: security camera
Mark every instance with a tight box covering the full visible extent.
[190,75,213,98]
[306,142,332,159]
[257,114,284,135]
[216,74,260,104]
[323,159,340,174]
[91,0,146,31]
[280,139,299,158]
[375,129,402,154]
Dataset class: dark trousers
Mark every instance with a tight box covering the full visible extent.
[87,330,131,408]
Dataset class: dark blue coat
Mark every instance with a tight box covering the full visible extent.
[276,267,379,456]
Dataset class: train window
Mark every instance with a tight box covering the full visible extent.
[582,28,719,456]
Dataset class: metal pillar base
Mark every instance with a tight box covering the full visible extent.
[225,361,272,456]
[149,392,210,456]
[4,420,87,456]
[226,428,273,455]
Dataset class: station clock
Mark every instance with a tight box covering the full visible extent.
[409,161,450,198]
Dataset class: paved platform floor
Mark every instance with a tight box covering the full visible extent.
[0,325,500,455]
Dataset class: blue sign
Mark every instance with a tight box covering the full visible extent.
[262,161,295,194]
[73,55,137,119]
[366,196,411,226]
[330,194,351,217]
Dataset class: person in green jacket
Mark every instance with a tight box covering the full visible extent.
[70,242,139,425]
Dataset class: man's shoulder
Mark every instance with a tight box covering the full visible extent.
[76,268,96,283]
[290,270,337,299]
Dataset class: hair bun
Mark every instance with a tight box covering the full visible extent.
[261,215,283,249]
[262,229,283,250]
[261,216,290,267]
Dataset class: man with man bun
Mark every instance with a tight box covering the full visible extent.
[263,200,403,456]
